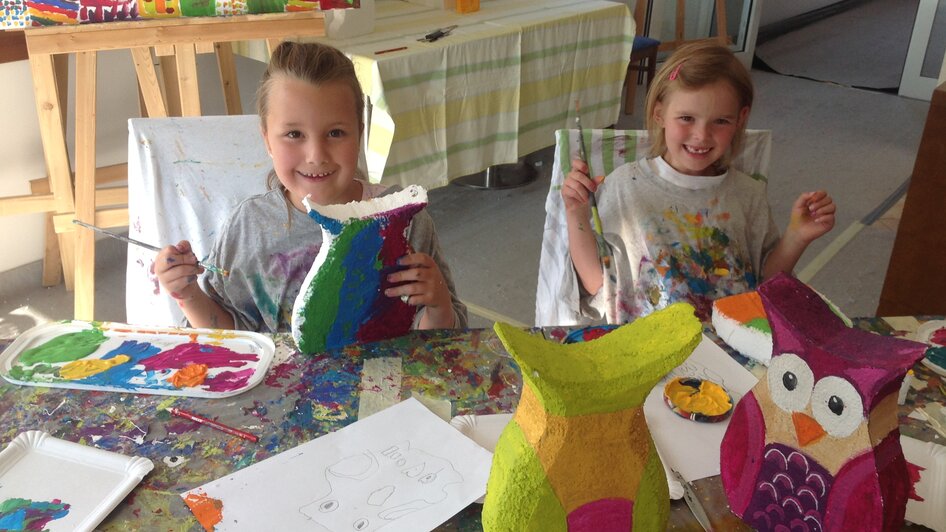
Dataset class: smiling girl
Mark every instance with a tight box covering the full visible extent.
[560,41,835,322]
[155,42,466,332]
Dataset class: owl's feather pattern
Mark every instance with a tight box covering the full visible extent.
[747,442,831,532]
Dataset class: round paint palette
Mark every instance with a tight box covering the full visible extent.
[562,324,619,344]
[914,320,946,377]
[663,377,733,423]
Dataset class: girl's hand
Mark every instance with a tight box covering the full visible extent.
[385,252,455,328]
[561,159,602,214]
[789,190,836,244]
[153,240,205,302]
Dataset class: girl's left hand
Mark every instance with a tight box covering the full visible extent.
[385,252,455,326]
[790,190,836,243]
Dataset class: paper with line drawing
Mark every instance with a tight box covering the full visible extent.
[181,398,492,531]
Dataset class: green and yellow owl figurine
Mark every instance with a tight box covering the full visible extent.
[483,303,702,531]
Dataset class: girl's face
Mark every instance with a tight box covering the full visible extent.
[261,76,363,211]
[654,80,749,176]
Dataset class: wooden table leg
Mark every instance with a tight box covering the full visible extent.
[175,44,201,116]
[29,52,78,294]
[215,42,243,115]
[131,47,169,119]
[74,51,98,320]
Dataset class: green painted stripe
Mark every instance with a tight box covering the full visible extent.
[384,94,622,178]
[382,34,630,93]
[519,96,623,136]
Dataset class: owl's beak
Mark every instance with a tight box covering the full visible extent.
[792,412,826,447]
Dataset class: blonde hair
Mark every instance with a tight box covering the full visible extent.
[256,41,366,192]
[644,41,753,170]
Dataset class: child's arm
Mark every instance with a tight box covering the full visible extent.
[762,190,836,278]
[154,241,235,330]
[562,158,605,295]
[385,253,458,328]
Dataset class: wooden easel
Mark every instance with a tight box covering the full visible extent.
[19,11,325,320]
[658,0,730,52]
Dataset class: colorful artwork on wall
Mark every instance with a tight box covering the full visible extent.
[0,0,355,29]
[1,0,29,28]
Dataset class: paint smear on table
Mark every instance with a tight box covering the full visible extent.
[183,490,224,532]
[0,497,71,531]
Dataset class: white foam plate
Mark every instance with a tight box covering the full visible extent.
[0,431,154,532]
[913,320,946,377]
[450,414,512,504]
[0,320,275,397]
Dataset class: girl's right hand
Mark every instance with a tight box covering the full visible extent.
[153,240,205,302]
[561,159,600,214]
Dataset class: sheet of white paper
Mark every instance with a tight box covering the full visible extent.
[183,398,492,531]
[644,334,759,483]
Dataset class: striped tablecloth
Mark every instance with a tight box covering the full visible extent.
[239,0,633,189]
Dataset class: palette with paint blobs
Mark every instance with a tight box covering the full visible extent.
[0,321,275,397]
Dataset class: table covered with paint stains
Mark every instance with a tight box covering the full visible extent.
[0,322,944,530]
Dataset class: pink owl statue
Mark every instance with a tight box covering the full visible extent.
[720,273,928,531]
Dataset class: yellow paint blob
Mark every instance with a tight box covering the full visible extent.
[60,355,130,380]
[664,377,731,416]
[169,364,209,388]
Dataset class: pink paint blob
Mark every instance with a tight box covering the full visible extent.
[929,328,946,346]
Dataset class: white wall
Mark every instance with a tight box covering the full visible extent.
[0,50,266,275]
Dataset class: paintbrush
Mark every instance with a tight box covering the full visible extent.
[574,99,611,268]
[72,219,230,277]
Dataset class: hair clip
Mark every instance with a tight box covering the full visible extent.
[668,61,685,81]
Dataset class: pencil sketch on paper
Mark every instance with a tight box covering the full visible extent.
[299,441,463,531]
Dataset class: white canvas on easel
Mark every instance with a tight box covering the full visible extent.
[182,398,492,531]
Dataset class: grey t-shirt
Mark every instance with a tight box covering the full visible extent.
[197,182,467,332]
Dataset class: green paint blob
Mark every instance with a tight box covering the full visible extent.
[18,328,107,366]
[745,317,772,334]
[926,346,946,368]
[8,363,57,381]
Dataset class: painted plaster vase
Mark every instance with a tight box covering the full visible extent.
[291,185,426,355]
[483,303,702,531]
[720,273,928,531]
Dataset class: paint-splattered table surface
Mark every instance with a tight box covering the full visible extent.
[0,321,943,531]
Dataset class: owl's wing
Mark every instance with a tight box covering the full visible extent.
[720,392,765,517]
[824,430,906,532]
[482,421,566,531]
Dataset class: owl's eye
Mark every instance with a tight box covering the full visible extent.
[811,376,864,438]
[767,353,814,413]
[319,500,339,512]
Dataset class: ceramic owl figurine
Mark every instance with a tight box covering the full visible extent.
[720,273,928,531]
[483,303,702,531]
[291,185,426,355]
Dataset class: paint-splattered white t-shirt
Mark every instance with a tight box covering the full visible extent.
[196,180,467,332]
[561,157,779,323]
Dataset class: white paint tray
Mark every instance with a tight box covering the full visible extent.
[0,320,275,397]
